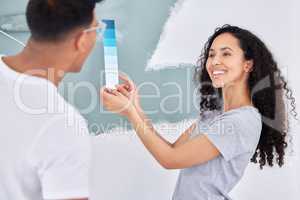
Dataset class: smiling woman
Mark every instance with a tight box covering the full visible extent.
[196,25,297,169]
[100,24,297,200]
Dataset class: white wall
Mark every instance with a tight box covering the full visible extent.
[90,122,186,200]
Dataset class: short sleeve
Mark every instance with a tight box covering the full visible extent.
[30,114,91,199]
[197,110,261,161]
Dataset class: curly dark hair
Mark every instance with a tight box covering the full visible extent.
[195,24,297,169]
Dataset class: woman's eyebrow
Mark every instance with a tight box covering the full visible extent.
[209,47,233,52]
[220,47,233,51]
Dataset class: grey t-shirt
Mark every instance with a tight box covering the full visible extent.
[173,106,262,200]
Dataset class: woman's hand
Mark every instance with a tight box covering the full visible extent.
[116,74,142,112]
[100,87,136,117]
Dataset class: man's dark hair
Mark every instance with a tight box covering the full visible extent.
[26,0,103,42]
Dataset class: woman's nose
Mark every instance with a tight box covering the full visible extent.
[212,56,221,66]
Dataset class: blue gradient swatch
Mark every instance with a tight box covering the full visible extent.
[102,19,119,89]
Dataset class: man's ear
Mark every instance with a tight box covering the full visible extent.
[75,32,88,53]
[244,59,254,72]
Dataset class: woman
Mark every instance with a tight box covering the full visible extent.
[100,25,297,200]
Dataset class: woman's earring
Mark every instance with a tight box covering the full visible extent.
[245,65,253,73]
[246,61,254,72]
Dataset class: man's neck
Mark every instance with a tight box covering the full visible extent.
[2,42,70,87]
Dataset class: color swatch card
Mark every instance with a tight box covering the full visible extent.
[102,19,119,89]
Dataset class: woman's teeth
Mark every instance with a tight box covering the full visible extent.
[212,70,226,75]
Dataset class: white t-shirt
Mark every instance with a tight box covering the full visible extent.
[0,55,91,199]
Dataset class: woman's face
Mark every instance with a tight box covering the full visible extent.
[206,33,252,88]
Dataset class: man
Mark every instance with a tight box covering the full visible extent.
[0,0,103,199]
